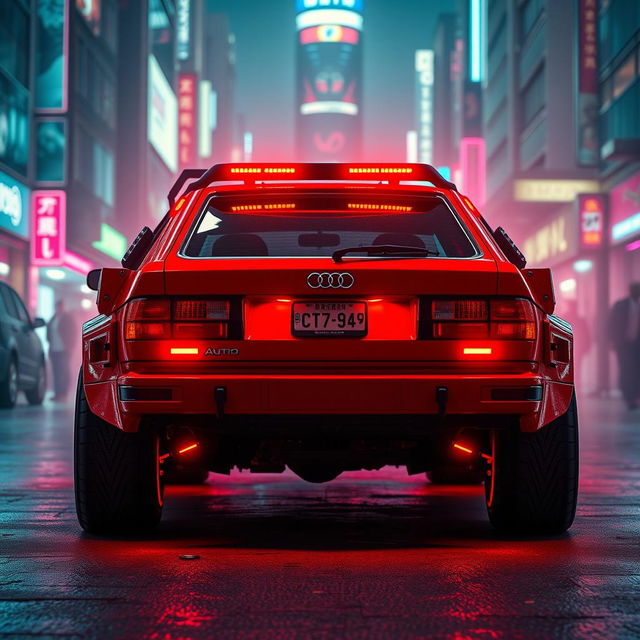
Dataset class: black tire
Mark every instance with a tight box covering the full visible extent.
[25,361,46,406]
[427,466,485,485]
[0,357,18,408]
[486,393,579,535]
[74,373,163,534]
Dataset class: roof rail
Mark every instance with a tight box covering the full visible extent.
[167,163,457,208]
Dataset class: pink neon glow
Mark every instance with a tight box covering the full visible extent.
[459,137,486,206]
[625,240,640,252]
[31,191,67,266]
[64,250,93,274]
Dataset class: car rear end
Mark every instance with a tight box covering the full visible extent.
[77,164,577,535]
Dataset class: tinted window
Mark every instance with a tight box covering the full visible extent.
[0,285,19,319]
[183,193,478,259]
[10,289,30,324]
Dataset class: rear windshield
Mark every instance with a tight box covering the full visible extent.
[181,192,478,258]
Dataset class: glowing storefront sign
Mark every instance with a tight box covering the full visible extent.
[577,194,605,248]
[415,50,434,164]
[147,56,178,172]
[92,223,127,261]
[296,1,363,161]
[31,191,66,266]
[0,171,30,239]
[523,213,575,266]
[514,179,600,203]
[296,0,363,13]
[576,0,598,166]
[178,73,198,168]
[296,10,363,30]
[610,172,640,243]
[176,0,191,61]
[469,0,485,82]
[199,80,212,158]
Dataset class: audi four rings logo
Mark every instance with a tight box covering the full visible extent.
[306,272,355,288]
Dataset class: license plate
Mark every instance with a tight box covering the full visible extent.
[292,301,367,337]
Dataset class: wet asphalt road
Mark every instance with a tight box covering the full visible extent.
[0,394,639,639]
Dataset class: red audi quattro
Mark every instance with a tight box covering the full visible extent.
[75,163,578,536]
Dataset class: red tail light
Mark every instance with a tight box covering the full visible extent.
[124,298,232,340]
[431,298,536,340]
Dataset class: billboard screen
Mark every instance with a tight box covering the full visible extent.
[296,6,363,161]
[147,55,178,173]
[35,0,69,112]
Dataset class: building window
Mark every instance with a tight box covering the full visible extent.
[521,65,546,128]
[519,0,544,42]
[75,39,116,128]
[0,0,30,88]
[75,127,114,207]
[0,71,29,176]
[36,120,66,183]
[93,142,114,207]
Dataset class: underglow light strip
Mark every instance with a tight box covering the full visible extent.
[300,101,358,116]
[453,443,473,454]
[178,443,199,454]
[171,348,199,355]
[463,347,492,355]
[296,9,363,30]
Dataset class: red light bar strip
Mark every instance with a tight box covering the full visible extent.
[348,167,413,174]
[348,203,413,212]
[173,163,458,207]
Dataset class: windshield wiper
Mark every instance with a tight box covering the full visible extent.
[332,244,439,263]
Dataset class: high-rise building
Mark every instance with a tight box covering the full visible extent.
[0,1,35,302]
[432,13,457,170]
[483,0,604,391]
[116,0,178,232]
[0,0,132,337]
[202,12,236,164]
[295,0,363,162]
[599,0,640,306]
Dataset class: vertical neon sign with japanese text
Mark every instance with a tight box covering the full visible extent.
[31,191,66,266]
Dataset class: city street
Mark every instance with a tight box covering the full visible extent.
[0,395,638,639]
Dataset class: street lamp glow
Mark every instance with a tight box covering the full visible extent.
[44,269,66,281]
[573,259,593,273]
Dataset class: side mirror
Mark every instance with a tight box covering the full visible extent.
[523,268,556,315]
[122,226,154,270]
[33,317,46,329]
[493,227,527,270]
[86,268,102,292]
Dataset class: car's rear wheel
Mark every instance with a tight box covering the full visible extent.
[74,373,163,534]
[0,357,18,408]
[25,361,46,406]
[486,393,578,535]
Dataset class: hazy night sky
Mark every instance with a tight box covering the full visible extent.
[208,0,457,161]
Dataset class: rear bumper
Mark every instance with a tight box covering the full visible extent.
[83,372,573,433]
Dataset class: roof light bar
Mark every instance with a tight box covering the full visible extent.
[348,167,413,174]
[347,203,413,212]
[168,163,458,207]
